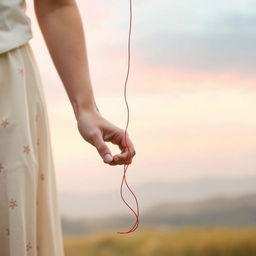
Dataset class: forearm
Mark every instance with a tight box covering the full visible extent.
[35,1,98,120]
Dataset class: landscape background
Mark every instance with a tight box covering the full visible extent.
[25,0,256,255]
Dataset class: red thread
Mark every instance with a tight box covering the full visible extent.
[116,0,139,234]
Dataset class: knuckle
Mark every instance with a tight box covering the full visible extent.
[85,130,98,141]
[97,143,106,153]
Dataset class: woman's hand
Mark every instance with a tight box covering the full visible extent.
[76,108,136,165]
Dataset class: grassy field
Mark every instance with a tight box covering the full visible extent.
[63,227,256,256]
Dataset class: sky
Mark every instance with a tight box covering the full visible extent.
[25,0,256,196]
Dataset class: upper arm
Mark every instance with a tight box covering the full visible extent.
[34,0,75,19]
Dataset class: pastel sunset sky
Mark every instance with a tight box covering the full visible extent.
[25,0,256,195]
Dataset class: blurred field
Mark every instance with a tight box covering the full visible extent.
[64,227,256,256]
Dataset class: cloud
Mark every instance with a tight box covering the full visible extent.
[135,12,256,75]
[103,0,256,76]
[26,0,256,93]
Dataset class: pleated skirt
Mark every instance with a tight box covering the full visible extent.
[0,42,65,256]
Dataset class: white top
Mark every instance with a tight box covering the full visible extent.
[0,0,33,54]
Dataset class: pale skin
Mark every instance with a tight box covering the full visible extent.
[34,0,136,165]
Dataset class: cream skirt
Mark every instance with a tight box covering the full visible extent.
[0,42,65,256]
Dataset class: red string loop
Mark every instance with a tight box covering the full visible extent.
[116,0,139,234]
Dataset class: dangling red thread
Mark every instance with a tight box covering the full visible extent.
[117,0,139,234]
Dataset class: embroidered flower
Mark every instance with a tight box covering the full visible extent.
[0,163,4,173]
[26,242,32,251]
[17,67,24,76]
[23,145,31,153]
[0,118,9,128]
[9,198,18,209]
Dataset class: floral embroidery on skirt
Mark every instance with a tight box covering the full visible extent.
[0,43,64,256]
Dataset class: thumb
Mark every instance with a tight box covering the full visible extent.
[103,153,113,163]
[93,133,113,163]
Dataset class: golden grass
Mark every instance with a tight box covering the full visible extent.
[64,227,256,256]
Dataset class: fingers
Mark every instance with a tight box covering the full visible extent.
[109,155,132,166]
[108,129,136,165]
[91,132,114,163]
[110,129,136,156]
[113,147,134,164]
[90,129,136,166]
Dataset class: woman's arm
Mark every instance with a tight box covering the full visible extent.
[33,0,136,165]
[34,0,96,119]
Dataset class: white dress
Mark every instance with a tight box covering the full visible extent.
[0,1,65,255]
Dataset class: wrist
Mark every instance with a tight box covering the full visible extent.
[72,98,99,121]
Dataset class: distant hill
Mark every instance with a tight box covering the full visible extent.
[61,192,256,236]
[143,193,256,227]
[59,175,256,219]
